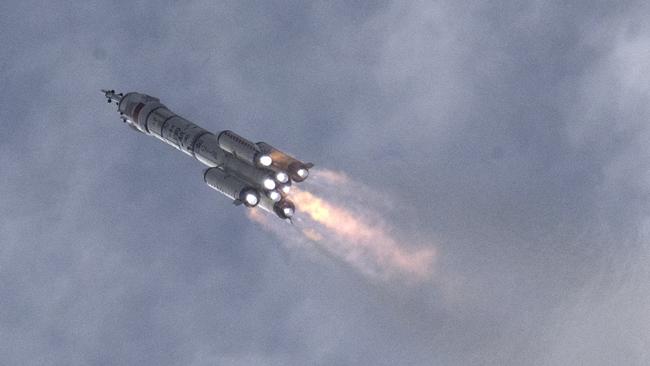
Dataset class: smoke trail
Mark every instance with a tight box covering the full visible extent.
[249,169,436,281]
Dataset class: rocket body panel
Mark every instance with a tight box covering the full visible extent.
[159,115,209,156]
[204,168,243,199]
[103,89,310,220]
[136,102,165,133]
[217,153,276,191]
[145,107,176,140]
[217,130,267,167]
[184,132,276,191]
[204,168,259,207]
[193,133,223,167]
[118,92,210,157]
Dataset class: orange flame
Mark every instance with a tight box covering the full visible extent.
[247,168,436,281]
[292,188,435,280]
[302,228,324,241]
[313,169,350,185]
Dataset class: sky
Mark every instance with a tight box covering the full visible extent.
[1,0,649,365]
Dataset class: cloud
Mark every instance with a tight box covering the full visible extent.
[1,0,649,365]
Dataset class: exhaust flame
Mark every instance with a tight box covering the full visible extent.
[248,169,436,281]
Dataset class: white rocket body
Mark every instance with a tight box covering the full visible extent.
[102,90,310,221]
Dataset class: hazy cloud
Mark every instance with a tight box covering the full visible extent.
[1,0,648,365]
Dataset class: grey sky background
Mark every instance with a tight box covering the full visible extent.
[1,0,649,365]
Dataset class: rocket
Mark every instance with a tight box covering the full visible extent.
[102,90,313,221]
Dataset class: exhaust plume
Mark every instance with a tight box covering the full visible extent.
[249,169,436,281]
